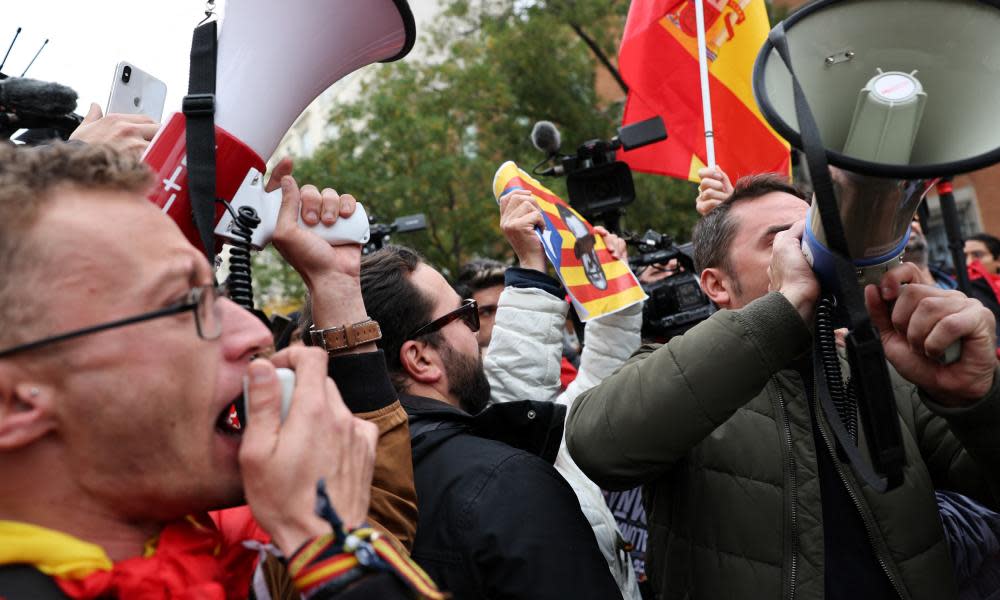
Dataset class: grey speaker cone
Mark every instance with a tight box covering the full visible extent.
[753,0,1000,179]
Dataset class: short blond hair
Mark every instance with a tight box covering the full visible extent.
[0,142,154,347]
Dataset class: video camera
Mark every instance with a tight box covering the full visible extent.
[530,116,666,231]
[628,230,715,342]
[363,212,427,255]
[0,29,82,143]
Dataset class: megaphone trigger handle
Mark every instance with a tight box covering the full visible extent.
[217,168,372,249]
[939,341,962,366]
[302,202,372,247]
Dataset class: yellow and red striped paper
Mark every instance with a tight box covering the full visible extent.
[492,161,646,321]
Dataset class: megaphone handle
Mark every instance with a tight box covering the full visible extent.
[940,342,962,365]
[300,203,371,246]
[223,176,372,249]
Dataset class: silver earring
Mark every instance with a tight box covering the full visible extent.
[28,387,40,397]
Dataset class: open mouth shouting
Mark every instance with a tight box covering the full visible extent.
[215,398,245,437]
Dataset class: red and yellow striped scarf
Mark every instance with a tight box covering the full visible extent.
[0,515,258,599]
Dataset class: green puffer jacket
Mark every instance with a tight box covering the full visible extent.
[566,292,1000,600]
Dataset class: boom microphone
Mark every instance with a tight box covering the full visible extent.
[0,77,80,139]
[0,77,77,118]
[531,120,562,156]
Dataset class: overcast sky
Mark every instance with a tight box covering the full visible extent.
[6,1,439,121]
[4,1,224,116]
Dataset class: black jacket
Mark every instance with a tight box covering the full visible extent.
[402,394,622,599]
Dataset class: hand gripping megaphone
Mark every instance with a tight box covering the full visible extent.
[754,0,1000,290]
[143,0,416,254]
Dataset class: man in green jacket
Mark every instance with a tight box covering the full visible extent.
[566,174,1000,600]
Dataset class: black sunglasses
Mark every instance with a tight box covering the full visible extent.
[0,285,222,359]
[407,298,480,340]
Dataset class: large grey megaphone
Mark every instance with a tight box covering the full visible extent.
[754,0,1000,289]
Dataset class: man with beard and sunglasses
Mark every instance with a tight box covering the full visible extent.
[321,245,620,599]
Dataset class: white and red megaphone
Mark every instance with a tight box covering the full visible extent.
[144,0,416,253]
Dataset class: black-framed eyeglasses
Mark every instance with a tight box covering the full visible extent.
[0,284,223,359]
[407,298,480,340]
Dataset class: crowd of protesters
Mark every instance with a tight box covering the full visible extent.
[2,95,1000,600]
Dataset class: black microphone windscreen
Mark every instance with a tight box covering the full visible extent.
[531,121,561,155]
[0,77,78,117]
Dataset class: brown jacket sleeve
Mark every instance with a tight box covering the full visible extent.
[354,400,418,551]
[328,351,418,552]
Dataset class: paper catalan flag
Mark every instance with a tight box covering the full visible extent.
[492,161,647,321]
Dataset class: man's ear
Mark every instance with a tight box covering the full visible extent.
[0,374,57,451]
[399,340,444,385]
[700,267,732,309]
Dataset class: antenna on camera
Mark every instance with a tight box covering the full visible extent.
[21,38,48,77]
[1,27,21,75]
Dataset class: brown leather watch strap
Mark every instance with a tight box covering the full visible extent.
[309,319,382,353]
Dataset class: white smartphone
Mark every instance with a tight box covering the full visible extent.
[243,368,295,425]
[106,61,166,121]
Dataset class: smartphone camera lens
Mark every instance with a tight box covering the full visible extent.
[122,66,132,83]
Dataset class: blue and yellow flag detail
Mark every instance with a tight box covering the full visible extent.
[492,161,646,321]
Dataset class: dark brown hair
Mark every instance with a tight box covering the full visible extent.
[968,233,1000,260]
[692,173,809,275]
[454,258,507,298]
[358,245,443,392]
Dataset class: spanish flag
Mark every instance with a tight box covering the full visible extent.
[493,161,647,321]
[618,0,790,182]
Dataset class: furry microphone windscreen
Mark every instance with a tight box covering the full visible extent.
[531,120,561,155]
[0,77,78,118]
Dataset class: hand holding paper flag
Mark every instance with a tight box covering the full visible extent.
[492,161,646,321]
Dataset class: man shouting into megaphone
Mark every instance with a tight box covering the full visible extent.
[566,170,1000,600]
[0,143,440,599]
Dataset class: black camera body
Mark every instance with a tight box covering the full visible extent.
[554,117,666,231]
[363,212,427,255]
[628,230,716,342]
[562,143,636,224]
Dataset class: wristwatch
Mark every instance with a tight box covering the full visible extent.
[309,319,382,353]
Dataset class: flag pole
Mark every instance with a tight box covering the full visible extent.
[694,0,717,168]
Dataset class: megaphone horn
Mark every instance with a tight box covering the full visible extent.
[143,0,417,253]
[755,0,1000,180]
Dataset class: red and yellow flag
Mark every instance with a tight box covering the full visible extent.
[493,161,646,321]
[618,0,790,182]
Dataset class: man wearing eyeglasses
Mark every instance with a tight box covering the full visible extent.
[0,143,434,599]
